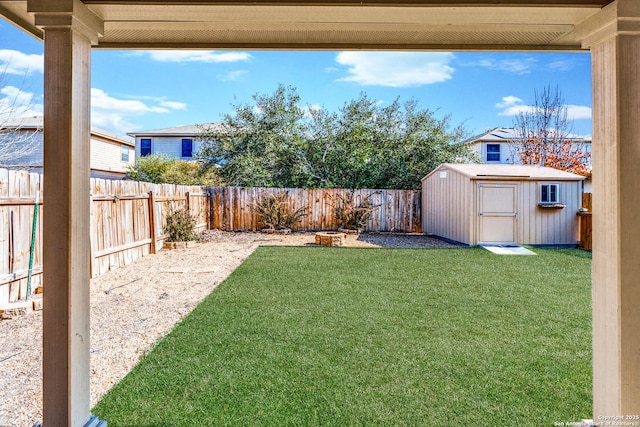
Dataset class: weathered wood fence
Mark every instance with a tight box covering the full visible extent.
[0,171,422,305]
[90,178,209,278]
[578,192,592,251]
[209,187,422,233]
[0,170,209,304]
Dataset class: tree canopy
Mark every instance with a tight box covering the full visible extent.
[126,154,224,186]
[197,84,475,190]
[509,85,591,176]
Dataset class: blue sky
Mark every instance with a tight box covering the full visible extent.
[1,18,593,141]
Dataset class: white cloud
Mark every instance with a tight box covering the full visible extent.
[548,60,573,71]
[159,100,187,110]
[0,86,43,120]
[138,50,252,63]
[495,95,592,121]
[90,88,186,133]
[465,57,537,75]
[495,96,523,109]
[0,49,44,74]
[217,70,248,82]
[495,96,534,116]
[567,105,592,120]
[335,52,455,87]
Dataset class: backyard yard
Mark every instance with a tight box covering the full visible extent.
[92,245,592,426]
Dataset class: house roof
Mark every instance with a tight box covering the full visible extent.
[464,127,592,144]
[423,163,586,181]
[0,1,613,51]
[1,116,135,147]
[127,123,224,138]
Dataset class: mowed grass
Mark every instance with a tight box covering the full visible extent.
[93,247,592,426]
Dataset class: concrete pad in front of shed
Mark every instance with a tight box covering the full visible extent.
[480,245,537,255]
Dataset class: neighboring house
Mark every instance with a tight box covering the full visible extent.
[128,123,224,161]
[421,163,585,247]
[466,127,592,166]
[0,116,135,179]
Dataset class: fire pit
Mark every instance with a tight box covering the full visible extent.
[315,231,346,247]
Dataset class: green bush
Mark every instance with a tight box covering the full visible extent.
[164,207,197,242]
[253,191,308,231]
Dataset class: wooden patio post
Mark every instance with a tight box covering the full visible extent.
[29,0,103,425]
[576,0,640,417]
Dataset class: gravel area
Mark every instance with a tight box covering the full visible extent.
[0,231,457,427]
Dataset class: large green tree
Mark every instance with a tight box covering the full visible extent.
[198,84,475,189]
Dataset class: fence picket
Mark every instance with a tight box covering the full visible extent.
[0,169,423,304]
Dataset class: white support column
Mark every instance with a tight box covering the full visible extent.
[575,0,640,418]
[28,1,103,426]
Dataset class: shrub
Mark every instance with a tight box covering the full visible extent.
[253,191,308,231]
[330,191,380,231]
[164,207,197,242]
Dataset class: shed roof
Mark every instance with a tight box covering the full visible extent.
[423,163,586,181]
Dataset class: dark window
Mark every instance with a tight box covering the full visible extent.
[140,138,152,157]
[486,144,501,162]
[182,138,193,158]
[540,184,560,204]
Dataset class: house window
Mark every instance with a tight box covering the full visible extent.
[486,144,501,162]
[140,138,152,157]
[540,184,560,204]
[121,146,129,162]
[182,138,193,158]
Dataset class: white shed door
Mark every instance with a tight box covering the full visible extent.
[478,183,517,245]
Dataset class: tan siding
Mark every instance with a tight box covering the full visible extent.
[90,138,133,173]
[422,167,473,245]
[516,181,580,245]
[423,164,582,246]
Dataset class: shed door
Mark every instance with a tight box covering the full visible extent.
[478,183,517,245]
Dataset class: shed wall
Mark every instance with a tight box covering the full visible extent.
[514,180,581,245]
[422,167,473,245]
[423,165,582,246]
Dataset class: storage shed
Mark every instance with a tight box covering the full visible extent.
[421,164,585,247]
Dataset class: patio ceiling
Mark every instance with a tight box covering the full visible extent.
[1,0,613,50]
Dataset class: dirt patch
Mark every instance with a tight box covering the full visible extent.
[0,231,458,427]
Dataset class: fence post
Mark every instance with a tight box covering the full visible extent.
[148,190,156,254]
[185,191,190,217]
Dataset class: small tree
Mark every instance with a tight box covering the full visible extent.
[510,85,591,176]
[253,191,308,231]
[164,207,197,242]
[329,191,380,231]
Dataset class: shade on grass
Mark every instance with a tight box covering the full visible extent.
[93,247,592,426]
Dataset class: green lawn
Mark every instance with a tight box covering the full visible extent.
[93,247,592,426]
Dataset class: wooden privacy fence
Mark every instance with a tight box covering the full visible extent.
[0,170,209,304]
[90,178,209,278]
[578,192,592,251]
[209,186,422,233]
[0,169,43,305]
[0,169,421,305]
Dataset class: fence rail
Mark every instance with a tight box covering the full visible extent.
[209,186,421,233]
[0,170,422,305]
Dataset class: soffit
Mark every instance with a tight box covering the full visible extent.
[0,1,613,50]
